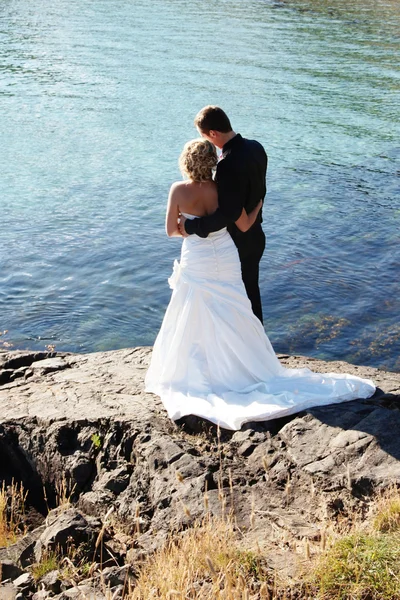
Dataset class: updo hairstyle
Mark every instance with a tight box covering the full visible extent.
[179,139,218,182]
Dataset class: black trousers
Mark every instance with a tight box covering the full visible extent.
[237,229,266,324]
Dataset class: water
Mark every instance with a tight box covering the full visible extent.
[1,0,399,371]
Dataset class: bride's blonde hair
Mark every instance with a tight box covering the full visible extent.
[179,138,217,182]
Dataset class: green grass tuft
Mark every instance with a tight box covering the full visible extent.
[313,532,400,600]
[31,551,60,581]
[91,432,102,449]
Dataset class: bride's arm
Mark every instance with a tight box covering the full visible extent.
[165,184,182,237]
[235,200,263,232]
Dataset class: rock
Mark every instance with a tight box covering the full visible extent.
[0,347,399,580]
[0,526,46,568]
[280,402,400,488]
[232,430,253,444]
[0,352,59,385]
[34,509,101,564]
[30,358,69,375]
[53,585,106,600]
[0,561,24,583]
[0,370,14,385]
[0,352,55,372]
[77,490,115,518]
[80,565,135,595]
[93,466,131,495]
[232,429,266,457]
[32,591,52,600]
[0,584,17,600]
[101,565,133,587]
[38,569,62,594]
[67,453,94,490]
[13,572,34,590]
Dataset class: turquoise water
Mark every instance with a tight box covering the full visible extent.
[1,0,399,371]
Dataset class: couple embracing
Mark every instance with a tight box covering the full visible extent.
[145,106,375,431]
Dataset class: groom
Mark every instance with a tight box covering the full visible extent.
[179,105,268,323]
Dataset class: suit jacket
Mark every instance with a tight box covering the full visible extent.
[184,133,267,255]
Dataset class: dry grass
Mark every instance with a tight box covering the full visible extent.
[55,475,76,509]
[372,486,400,534]
[127,515,275,599]
[0,480,27,547]
[126,487,400,600]
[3,443,400,600]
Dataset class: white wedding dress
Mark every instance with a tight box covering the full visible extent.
[145,215,375,430]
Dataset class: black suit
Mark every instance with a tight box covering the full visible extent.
[184,133,267,323]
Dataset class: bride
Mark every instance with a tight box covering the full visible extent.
[145,139,375,431]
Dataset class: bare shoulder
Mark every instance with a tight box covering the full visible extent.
[170,180,188,191]
[169,180,188,199]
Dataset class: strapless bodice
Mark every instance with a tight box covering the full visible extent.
[181,212,227,240]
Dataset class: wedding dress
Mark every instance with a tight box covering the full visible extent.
[145,215,375,430]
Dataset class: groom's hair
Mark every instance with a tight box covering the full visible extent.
[194,106,232,134]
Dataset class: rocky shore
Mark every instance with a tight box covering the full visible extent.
[0,348,399,599]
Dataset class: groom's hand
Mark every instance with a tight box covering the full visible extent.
[178,215,188,237]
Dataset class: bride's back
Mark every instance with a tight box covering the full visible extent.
[173,179,218,217]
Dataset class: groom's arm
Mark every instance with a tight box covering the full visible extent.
[183,207,228,238]
[184,160,244,238]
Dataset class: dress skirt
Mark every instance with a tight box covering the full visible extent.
[145,226,375,430]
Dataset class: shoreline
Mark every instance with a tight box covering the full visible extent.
[1,335,399,376]
[1,347,399,422]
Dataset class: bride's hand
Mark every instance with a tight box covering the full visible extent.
[178,215,188,237]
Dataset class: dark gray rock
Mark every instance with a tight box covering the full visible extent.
[101,565,134,588]
[0,561,24,583]
[0,526,46,568]
[34,508,102,564]
[53,585,105,600]
[12,572,34,591]
[38,569,61,594]
[93,466,131,495]
[79,565,135,596]
[77,490,115,518]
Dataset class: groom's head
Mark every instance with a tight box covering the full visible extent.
[194,106,234,149]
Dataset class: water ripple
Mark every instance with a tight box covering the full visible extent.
[1,0,399,370]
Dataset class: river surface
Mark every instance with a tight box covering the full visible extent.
[1,0,399,371]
